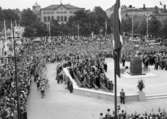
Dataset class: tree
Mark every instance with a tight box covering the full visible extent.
[136,19,147,36]
[67,7,108,36]
[122,16,132,34]
[92,7,108,34]
[23,25,36,37]
[0,7,3,31]
[21,9,47,37]
[33,22,48,36]
[0,8,20,31]
[0,7,3,21]
[50,20,60,36]
[68,9,91,35]
[21,9,38,26]
[148,16,161,37]
[23,22,47,37]
[3,9,20,21]
[161,18,167,38]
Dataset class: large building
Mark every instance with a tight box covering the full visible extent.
[32,2,41,18]
[106,4,167,21]
[40,3,84,24]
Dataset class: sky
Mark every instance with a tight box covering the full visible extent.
[0,0,167,10]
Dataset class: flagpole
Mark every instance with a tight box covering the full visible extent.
[113,0,121,118]
[105,19,107,38]
[4,20,7,41]
[77,23,80,40]
[132,15,134,39]
[12,21,20,119]
[146,15,149,39]
[49,22,51,38]
[114,50,118,119]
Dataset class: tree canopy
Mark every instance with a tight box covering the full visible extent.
[20,9,47,37]
[0,6,167,38]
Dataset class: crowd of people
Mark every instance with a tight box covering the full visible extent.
[50,35,167,94]
[0,34,167,119]
[68,56,113,91]
[32,62,49,98]
[0,36,53,118]
[142,51,167,70]
[99,108,167,119]
[0,55,34,119]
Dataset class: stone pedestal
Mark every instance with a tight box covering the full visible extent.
[130,56,142,75]
[138,91,145,101]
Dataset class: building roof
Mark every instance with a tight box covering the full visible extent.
[106,5,167,17]
[33,2,41,7]
[42,4,84,10]
[106,6,114,17]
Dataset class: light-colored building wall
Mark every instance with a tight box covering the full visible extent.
[121,8,154,18]
[41,4,84,24]
[32,2,41,19]
[106,5,167,20]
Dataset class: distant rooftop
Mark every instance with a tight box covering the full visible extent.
[42,3,84,10]
[106,5,167,17]
[33,2,41,8]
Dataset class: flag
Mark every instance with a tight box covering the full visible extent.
[0,40,3,57]
[15,20,17,27]
[113,0,122,77]
[77,24,80,40]
[105,19,107,36]
[10,21,15,56]
[11,21,13,38]
[4,20,7,40]
[48,22,51,37]
[77,24,80,34]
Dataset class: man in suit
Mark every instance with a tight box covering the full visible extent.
[120,89,125,104]
[105,108,112,119]
[121,55,126,67]
[99,113,104,119]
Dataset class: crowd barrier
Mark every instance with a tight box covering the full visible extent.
[63,68,140,102]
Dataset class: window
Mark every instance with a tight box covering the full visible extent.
[61,16,63,21]
[57,16,60,21]
[57,11,67,14]
[52,16,54,21]
[44,16,47,22]
[48,16,50,21]
[64,16,67,21]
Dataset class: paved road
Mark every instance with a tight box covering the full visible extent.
[105,58,167,96]
[27,63,167,119]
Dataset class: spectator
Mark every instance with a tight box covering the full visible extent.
[105,108,112,119]
[99,113,104,119]
[120,89,125,104]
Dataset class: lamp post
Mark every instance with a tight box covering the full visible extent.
[77,23,80,40]
[48,22,51,38]
[146,15,149,39]
[13,26,20,119]
[1,21,20,119]
[132,15,134,39]
[145,14,151,40]
[10,22,21,119]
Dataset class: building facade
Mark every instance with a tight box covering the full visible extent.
[32,2,41,18]
[40,3,84,24]
[106,4,167,20]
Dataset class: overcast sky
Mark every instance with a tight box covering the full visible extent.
[0,0,167,10]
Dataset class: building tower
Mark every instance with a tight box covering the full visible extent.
[32,2,41,16]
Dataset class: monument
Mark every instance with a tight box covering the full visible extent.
[130,51,142,75]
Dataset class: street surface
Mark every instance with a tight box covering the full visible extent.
[27,62,167,119]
